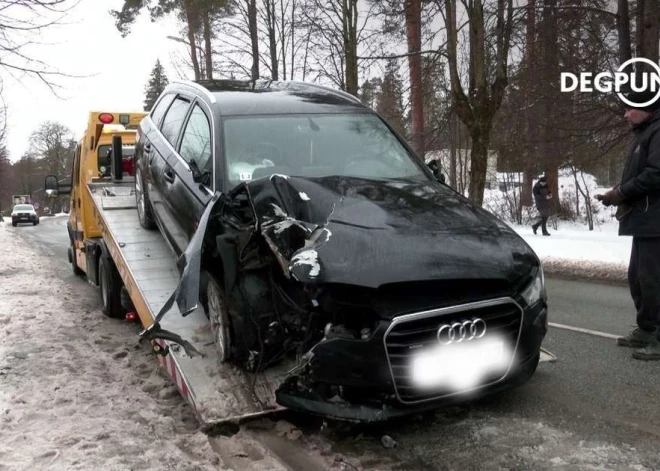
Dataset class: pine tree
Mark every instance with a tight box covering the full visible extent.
[144,60,169,111]
[376,59,407,138]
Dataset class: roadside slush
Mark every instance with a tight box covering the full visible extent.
[540,256,628,286]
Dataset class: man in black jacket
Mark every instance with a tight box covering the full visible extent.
[532,175,552,236]
[596,88,660,361]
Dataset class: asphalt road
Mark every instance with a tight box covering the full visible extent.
[7,214,70,262]
[9,217,660,470]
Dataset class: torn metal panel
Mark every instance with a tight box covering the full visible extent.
[239,174,537,289]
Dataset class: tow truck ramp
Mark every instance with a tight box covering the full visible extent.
[88,181,289,429]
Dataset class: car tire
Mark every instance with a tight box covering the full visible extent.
[200,271,233,363]
[12,222,16,227]
[98,255,124,319]
[135,167,156,230]
[69,241,85,277]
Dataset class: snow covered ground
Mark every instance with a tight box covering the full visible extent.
[508,220,631,284]
[513,222,630,266]
[0,223,223,470]
[0,222,342,471]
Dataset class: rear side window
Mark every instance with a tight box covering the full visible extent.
[150,93,175,127]
[160,96,191,147]
[179,104,212,173]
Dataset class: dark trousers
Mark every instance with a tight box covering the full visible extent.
[532,216,549,234]
[628,237,660,333]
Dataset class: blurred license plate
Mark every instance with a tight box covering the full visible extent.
[411,339,507,389]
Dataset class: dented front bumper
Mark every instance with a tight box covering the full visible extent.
[275,299,547,421]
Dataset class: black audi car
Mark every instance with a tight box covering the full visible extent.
[135,79,548,420]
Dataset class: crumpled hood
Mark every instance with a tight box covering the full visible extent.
[245,175,538,289]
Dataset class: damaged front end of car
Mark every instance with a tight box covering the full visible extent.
[151,174,547,422]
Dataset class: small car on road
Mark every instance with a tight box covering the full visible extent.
[11,204,39,227]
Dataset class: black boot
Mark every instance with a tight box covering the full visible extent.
[532,223,539,235]
[617,328,657,348]
[632,337,660,361]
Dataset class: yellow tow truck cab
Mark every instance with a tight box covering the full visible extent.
[68,111,146,279]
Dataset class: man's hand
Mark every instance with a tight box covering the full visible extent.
[596,187,625,206]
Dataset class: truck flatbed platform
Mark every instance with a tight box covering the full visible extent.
[87,181,289,428]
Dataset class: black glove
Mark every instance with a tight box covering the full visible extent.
[596,186,625,207]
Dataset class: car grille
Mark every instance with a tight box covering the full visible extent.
[383,298,523,404]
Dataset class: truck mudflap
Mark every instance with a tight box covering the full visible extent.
[88,182,288,427]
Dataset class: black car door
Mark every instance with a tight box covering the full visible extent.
[149,94,193,256]
[140,92,175,219]
[168,100,214,244]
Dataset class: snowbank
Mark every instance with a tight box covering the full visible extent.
[512,222,630,285]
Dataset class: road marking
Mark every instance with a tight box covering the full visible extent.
[549,322,620,340]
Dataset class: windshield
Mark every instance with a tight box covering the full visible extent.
[223,113,428,187]
[14,205,34,211]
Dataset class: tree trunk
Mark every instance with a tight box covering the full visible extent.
[449,109,457,189]
[404,0,424,158]
[342,0,358,95]
[248,0,260,80]
[281,0,287,80]
[539,0,560,208]
[445,0,513,205]
[183,1,201,81]
[521,0,537,208]
[266,0,279,80]
[617,0,632,68]
[203,12,213,80]
[469,126,490,204]
[639,0,660,62]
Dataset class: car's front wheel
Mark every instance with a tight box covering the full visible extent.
[135,167,156,230]
[201,272,232,363]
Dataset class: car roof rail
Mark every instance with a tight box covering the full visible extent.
[170,80,217,104]
[282,80,362,105]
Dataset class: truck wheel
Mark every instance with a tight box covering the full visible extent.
[201,272,232,363]
[135,168,156,230]
[98,255,124,319]
[12,222,16,227]
[69,242,85,277]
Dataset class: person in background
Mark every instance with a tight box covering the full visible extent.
[532,175,552,236]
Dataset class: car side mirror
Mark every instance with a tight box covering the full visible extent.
[427,159,446,184]
[45,174,71,197]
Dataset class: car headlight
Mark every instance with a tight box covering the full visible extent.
[521,266,546,306]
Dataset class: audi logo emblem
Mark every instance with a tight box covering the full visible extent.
[437,319,487,345]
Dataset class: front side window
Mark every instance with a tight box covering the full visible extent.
[150,93,175,127]
[160,96,191,147]
[223,113,427,187]
[179,104,212,176]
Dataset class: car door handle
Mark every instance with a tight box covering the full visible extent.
[163,167,175,184]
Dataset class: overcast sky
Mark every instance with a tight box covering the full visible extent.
[3,0,186,162]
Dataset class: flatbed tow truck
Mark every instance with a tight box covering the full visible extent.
[46,111,290,431]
